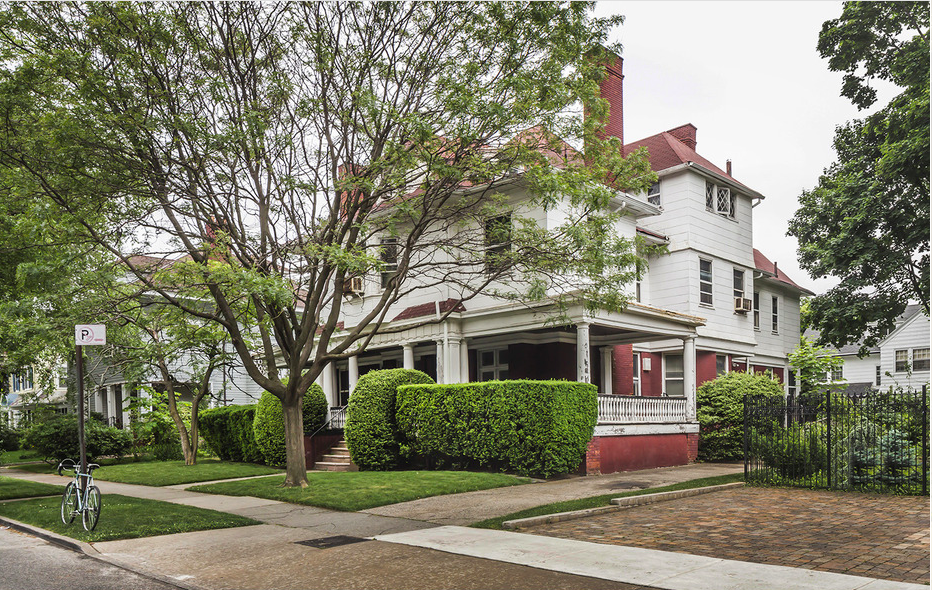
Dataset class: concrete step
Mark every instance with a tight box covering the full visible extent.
[320,453,352,463]
[314,461,358,472]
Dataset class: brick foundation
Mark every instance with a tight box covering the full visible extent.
[686,433,699,462]
[585,437,602,475]
[584,433,694,475]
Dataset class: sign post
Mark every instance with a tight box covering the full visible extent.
[75,325,106,478]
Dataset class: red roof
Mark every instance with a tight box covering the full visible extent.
[393,298,466,322]
[753,249,813,295]
[624,127,751,191]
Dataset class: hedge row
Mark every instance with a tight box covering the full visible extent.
[396,379,597,478]
[253,384,327,468]
[200,405,264,464]
[345,368,434,470]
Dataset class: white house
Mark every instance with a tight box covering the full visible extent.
[315,53,813,473]
[805,304,931,396]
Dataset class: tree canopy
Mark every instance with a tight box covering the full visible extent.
[0,2,651,485]
[788,1,929,354]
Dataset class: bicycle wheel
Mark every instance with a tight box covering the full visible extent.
[82,486,101,531]
[60,482,77,524]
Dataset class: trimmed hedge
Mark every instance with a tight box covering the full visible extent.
[344,368,434,470]
[396,380,597,478]
[200,405,264,464]
[697,371,785,461]
[253,383,327,468]
[21,414,132,463]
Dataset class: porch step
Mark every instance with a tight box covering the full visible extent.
[312,437,357,472]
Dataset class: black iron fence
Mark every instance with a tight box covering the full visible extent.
[744,385,928,495]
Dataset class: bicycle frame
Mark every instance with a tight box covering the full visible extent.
[58,459,101,531]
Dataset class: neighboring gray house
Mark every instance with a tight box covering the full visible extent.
[804,304,930,396]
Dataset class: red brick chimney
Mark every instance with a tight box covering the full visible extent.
[667,123,697,150]
[597,50,624,146]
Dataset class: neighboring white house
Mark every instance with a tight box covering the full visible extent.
[805,304,931,396]
[6,363,70,427]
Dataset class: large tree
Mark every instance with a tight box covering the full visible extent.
[0,2,654,486]
[788,1,929,354]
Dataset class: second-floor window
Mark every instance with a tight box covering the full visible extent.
[875,365,882,386]
[771,296,779,333]
[913,348,930,371]
[647,182,661,206]
[753,291,760,330]
[484,214,512,274]
[733,269,745,299]
[895,349,909,372]
[699,259,713,306]
[380,237,399,289]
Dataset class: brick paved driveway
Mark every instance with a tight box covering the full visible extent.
[524,487,930,584]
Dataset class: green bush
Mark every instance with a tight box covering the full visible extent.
[22,414,133,463]
[396,380,597,478]
[253,383,327,468]
[345,369,434,470]
[751,422,826,479]
[0,420,20,452]
[200,405,264,464]
[697,372,785,461]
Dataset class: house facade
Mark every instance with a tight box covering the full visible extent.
[316,54,813,473]
[805,304,931,396]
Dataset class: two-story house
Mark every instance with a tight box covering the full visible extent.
[313,52,812,473]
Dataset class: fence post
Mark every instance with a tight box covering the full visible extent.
[923,385,928,497]
[742,395,749,482]
[826,389,832,489]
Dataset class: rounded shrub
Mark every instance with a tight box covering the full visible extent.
[253,382,327,468]
[22,414,132,463]
[697,371,785,461]
[344,368,434,470]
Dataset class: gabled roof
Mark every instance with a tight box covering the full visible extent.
[753,249,814,296]
[804,328,877,356]
[804,304,926,355]
[393,298,466,322]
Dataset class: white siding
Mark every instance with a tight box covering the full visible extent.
[880,313,931,390]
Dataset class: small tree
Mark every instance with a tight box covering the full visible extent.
[788,337,845,406]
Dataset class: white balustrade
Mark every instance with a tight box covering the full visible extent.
[597,395,688,424]
[329,406,347,430]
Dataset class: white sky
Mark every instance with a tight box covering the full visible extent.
[594,1,899,294]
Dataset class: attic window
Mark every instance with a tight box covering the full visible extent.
[380,237,399,289]
[707,181,736,219]
[647,182,661,206]
[484,214,512,274]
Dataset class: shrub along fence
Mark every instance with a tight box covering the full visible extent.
[744,385,928,495]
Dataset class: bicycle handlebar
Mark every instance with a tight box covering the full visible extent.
[57,459,75,476]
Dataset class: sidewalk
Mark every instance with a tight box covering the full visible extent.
[2,464,925,590]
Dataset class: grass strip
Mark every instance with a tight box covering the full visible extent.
[0,476,62,500]
[471,472,745,529]
[0,493,258,543]
[11,459,281,486]
[0,449,43,466]
[190,470,531,511]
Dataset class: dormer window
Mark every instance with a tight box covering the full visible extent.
[647,182,661,206]
[706,180,736,219]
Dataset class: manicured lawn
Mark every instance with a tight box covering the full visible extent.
[0,494,258,543]
[0,476,62,501]
[470,472,745,529]
[190,470,531,511]
[11,459,281,486]
[0,449,43,466]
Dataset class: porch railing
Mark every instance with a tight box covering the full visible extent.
[597,394,688,424]
[328,406,347,430]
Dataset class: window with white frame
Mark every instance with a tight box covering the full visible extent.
[699,259,713,306]
[753,291,760,330]
[831,365,843,381]
[478,348,509,381]
[716,354,727,376]
[706,181,736,219]
[875,365,882,386]
[895,349,909,372]
[647,182,661,206]
[664,354,684,396]
[733,269,744,299]
[913,348,930,371]
[771,296,779,333]
[484,214,512,274]
[632,352,640,396]
[380,237,399,289]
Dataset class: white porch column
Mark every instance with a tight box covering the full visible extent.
[348,355,359,395]
[402,344,415,370]
[107,385,117,424]
[576,321,591,384]
[683,336,697,421]
[600,347,614,394]
[322,363,337,407]
[447,338,462,384]
[460,339,470,383]
[435,340,446,384]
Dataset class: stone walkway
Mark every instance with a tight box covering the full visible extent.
[522,487,931,585]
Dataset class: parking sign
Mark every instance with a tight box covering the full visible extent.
[75,325,106,346]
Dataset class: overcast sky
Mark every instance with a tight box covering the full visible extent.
[593,1,899,294]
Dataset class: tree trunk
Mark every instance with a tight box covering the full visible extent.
[164,382,194,465]
[281,394,308,487]
[188,403,200,465]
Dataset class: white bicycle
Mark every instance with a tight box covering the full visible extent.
[57,459,102,531]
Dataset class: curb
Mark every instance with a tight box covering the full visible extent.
[0,515,208,590]
[502,482,744,530]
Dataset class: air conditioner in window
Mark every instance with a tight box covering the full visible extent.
[734,297,752,313]
[345,276,364,296]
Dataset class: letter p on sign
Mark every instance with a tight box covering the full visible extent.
[75,325,106,346]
